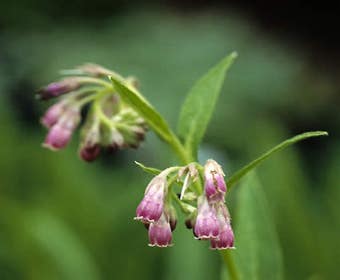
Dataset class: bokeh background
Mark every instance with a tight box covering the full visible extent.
[0,1,339,279]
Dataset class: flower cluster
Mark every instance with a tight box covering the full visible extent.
[135,160,234,249]
[38,64,148,162]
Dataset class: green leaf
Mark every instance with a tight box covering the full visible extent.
[223,172,284,280]
[227,131,328,188]
[177,52,237,158]
[134,161,161,175]
[109,76,173,142]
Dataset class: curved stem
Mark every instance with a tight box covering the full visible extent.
[75,76,113,88]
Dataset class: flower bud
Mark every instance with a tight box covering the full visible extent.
[204,159,227,201]
[148,214,173,247]
[43,123,72,150]
[194,196,219,240]
[43,107,80,151]
[135,176,167,223]
[79,118,101,162]
[38,78,81,100]
[121,125,147,149]
[41,102,65,128]
[112,108,148,149]
[165,205,177,232]
[185,217,195,229]
[110,128,125,150]
[80,144,101,162]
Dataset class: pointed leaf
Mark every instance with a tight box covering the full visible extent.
[110,76,173,142]
[134,161,161,175]
[224,173,284,279]
[227,131,328,188]
[177,52,237,158]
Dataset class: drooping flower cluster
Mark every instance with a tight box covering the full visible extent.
[195,160,234,249]
[38,64,148,161]
[135,171,175,247]
[135,160,234,249]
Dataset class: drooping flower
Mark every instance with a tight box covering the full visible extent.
[43,123,73,150]
[148,213,173,247]
[80,144,101,162]
[79,117,101,162]
[194,196,219,240]
[135,176,167,223]
[41,101,66,128]
[210,202,235,250]
[210,223,234,250]
[38,77,81,100]
[43,107,80,150]
[204,159,227,201]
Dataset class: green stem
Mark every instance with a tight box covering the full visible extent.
[168,132,194,165]
[75,76,113,88]
[166,129,239,279]
[222,251,239,280]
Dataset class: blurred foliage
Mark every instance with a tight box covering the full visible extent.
[0,8,339,280]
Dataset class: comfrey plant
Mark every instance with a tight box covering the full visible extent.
[37,53,327,274]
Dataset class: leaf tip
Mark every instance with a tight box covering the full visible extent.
[134,160,142,167]
[309,130,329,137]
[230,51,238,59]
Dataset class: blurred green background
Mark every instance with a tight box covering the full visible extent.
[0,1,339,279]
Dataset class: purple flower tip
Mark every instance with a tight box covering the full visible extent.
[194,197,219,240]
[41,103,65,128]
[39,78,80,100]
[148,215,173,247]
[210,224,235,250]
[43,124,72,150]
[204,159,227,201]
[80,145,101,162]
[135,196,164,223]
[135,176,166,223]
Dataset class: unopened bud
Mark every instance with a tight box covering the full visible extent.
[185,218,195,229]
[43,123,72,150]
[42,107,80,150]
[204,159,227,202]
[41,102,65,128]
[38,78,81,100]
[79,119,101,162]
[80,144,101,162]
[111,128,125,149]
[165,205,177,232]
